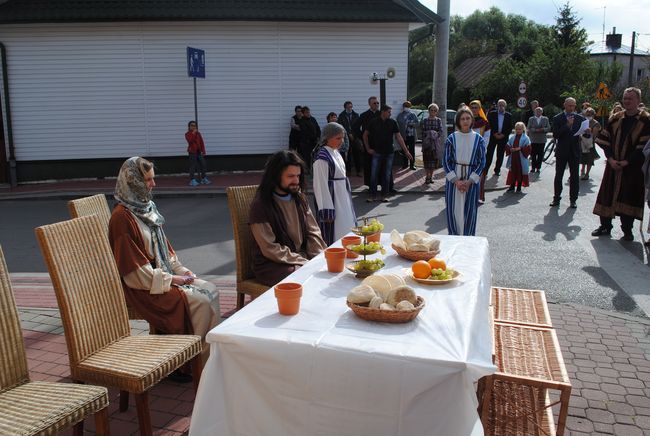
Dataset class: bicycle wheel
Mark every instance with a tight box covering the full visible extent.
[543,139,556,162]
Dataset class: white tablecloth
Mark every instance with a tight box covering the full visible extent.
[190,234,495,436]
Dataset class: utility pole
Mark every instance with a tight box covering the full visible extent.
[433,0,450,114]
[628,31,636,87]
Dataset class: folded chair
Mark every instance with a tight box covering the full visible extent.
[67,193,145,321]
[36,215,203,436]
[0,244,110,436]
[226,185,269,309]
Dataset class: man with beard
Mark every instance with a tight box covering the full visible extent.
[592,87,650,241]
[249,150,327,286]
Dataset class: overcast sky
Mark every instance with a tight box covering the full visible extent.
[420,0,649,51]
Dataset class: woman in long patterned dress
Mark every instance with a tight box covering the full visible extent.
[312,122,357,245]
[420,103,443,184]
[443,107,486,236]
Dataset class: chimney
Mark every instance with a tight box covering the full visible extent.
[606,27,622,50]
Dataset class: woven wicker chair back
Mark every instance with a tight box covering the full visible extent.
[67,194,112,233]
[226,185,259,283]
[0,245,30,392]
[35,215,131,367]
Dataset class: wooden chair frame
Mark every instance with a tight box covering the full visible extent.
[226,185,269,309]
[0,244,110,436]
[36,216,203,436]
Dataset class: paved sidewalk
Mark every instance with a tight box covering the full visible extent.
[10,273,650,435]
[0,159,509,200]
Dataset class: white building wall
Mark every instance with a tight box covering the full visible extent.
[0,21,409,161]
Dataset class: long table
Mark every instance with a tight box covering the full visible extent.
[190,234,495,436]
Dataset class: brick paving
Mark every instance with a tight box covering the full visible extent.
[13,274,242,436]
[10,273,650,435]
[548,302,650,435]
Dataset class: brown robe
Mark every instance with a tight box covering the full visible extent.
[594,110,650,220]
[109,204,194,335]
[249,192,326,286]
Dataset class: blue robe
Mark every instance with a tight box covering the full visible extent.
[443,131,486,236]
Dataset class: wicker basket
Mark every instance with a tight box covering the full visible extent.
[347,296,425,323]
[391,244,440,261]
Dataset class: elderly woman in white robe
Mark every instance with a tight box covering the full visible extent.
[443,107,486,236]
[312,122,357,245]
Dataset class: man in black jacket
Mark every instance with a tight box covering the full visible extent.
[486,99,513,176]
[550,97,586,209]
[338,101,362,176]
[297,106,320,171]
[353,96,381,186]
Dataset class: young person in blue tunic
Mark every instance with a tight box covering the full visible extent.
[313,122,357,245]
[443,107,487,236]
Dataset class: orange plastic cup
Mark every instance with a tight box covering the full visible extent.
[324,247,347,273]
[366,232,381,243]
[274,282,303,315]
[341,235,362,259]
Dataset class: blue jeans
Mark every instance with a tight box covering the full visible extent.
[370,152,394,198]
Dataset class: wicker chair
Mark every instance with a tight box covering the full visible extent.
[67,193,144,321]
[0,244,110,436]
[35,216,203,436]
[67,194,112,230]
[226,185,269,309]
[479,322,571,436]
[491,287,553,328]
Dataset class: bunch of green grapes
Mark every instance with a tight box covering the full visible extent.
[350,242,384,253]
[360,218,384,233]
[430,268,453,280]
[354,259,385,271]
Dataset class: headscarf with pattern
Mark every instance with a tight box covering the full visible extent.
[469,99,488,122]
[114,157,173,273]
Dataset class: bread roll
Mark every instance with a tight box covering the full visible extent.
[369,296,383,309]
[347,285,376,304]
[396,300,416,311]
[386,285,417,306]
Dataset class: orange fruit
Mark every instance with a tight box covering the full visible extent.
[412,260,432,279]
[427,258,446,271]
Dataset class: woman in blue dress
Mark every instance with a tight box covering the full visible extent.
[443,107,486,236]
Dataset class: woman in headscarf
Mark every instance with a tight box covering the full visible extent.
[108,157,220,345]
[469,100,491,204]
[312,122,357,245]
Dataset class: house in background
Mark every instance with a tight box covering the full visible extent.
[450,53,511,108]
[588,30,650,92]
[0,0,440,183]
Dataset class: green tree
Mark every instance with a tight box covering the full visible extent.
[553,2,589,49]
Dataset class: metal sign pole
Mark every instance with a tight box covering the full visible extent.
[193,77,198,125]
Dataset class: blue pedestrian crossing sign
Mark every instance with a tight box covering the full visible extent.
[187,47,205,78]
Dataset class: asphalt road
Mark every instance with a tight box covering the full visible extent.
[1,156,649,317]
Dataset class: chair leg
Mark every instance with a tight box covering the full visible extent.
[119,390,129,412]
[135,391,153,436]
[192,354,203,392]
[94,407,110,436]
[72,420,83,436]
[236,291,245,310]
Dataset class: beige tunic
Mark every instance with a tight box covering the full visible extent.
[250,195,326,266]
[122,213,220,339]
